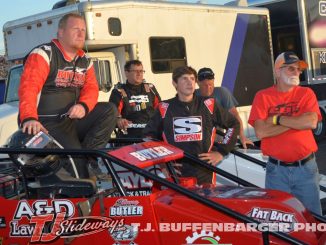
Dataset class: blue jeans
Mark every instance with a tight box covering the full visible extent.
[265,157,321,215]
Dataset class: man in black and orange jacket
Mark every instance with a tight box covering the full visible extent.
[19,13,117,178]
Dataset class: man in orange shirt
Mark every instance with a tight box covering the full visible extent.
[248,52,321,214]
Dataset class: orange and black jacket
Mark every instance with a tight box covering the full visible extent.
[19,39,99,125]
[144,95,240,156]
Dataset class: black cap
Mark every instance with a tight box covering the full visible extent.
[198,67,215,81]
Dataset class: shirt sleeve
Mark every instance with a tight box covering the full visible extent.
[300,88,322,121]
[150,85,162,108]
[216,87,239,110]
[78,61,99,113]
[109,88,124,115]
[213,101,240,155]
[248,91,268,127]
[19,48,50,123]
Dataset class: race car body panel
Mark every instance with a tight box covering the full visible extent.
[0,141,324,244]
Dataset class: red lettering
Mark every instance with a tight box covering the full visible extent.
[40,212,66,242]
[30,214,54,242]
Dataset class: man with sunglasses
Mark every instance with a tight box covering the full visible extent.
[109,60,161,138]
[248,52,322,214]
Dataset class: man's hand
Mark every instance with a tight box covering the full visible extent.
[239,133,254,149]
[67,104,86,119]
[117,118,132,131]
[22,120,48,135]
[198,151,224,166]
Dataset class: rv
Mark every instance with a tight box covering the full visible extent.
[0,0,274,146]
[249,0,326,141]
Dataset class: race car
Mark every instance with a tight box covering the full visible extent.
[216,147,326,215]
[0,132,325,245]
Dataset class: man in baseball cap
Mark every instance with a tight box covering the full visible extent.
[248,51,322,214]
[196,67,253,149]
[274,51,308,70]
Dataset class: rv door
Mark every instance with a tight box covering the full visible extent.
[88,52,121,101]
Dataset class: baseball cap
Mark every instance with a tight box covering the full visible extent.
[274,52,308,70]
[198,67,215,81]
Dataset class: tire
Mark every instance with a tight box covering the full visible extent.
[314,109,326,142]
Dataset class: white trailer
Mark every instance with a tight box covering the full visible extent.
[1,0,275,146]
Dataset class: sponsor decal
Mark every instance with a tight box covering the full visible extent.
[55,67,86,87]
[110,199,143,217]
[0,217,5,228]
[268,102,299,116]
[110,189,151,197]
[129,95,149,103]
[10,199,124,242]
[204,98,215,114]
[186,230,232,244]
[113,164,164,196]
[173,117,202,142]
[247,207,297,232]
[110,224,139,245]
[159,102,169,118]
[127,124,146,129]
[129,95,149,112]
[320,1,326,16]
[130,146,174,161]
[221,128,234,144]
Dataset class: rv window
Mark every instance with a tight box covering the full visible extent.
[149,37,187,73]
[108,18,121,36]
[311,49,326,78]
[92,60,112,92]
[5,66,23,103]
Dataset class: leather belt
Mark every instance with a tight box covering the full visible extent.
[268,153,314,167]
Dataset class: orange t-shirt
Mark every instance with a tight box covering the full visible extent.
[248,86,321,162]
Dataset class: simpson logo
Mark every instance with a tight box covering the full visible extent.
[320,1,326,16]
[173,117,202,142]
[130,146,174,161]
[110,199,143,217]
[247,207,297,232]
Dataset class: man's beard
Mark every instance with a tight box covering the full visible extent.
[281,73,300,86]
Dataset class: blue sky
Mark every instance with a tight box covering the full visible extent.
[0,0,232,55]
